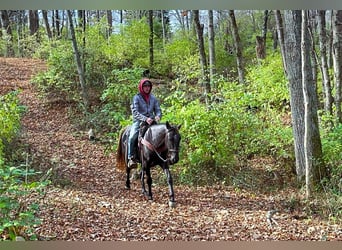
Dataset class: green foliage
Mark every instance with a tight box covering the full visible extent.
[246,52,289,110]
[100,68,146,132]
[0,92,48,241]
[164,36,201,82]
[0,163,49,241]
[322,124,342,195]
[162,80,257,185]
[32,40,76,99]
[0,91,25,159]
[107,19,151,68]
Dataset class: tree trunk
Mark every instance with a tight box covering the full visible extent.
[148,10,154,72]
[28,10,39,36]
[256,36,266,59]
[229,10,245,84]
[317,10,334,121]
[332,10,342,124]
[193,10,210,101]
[208,10,216,88]
[106,10,113,38]
[302,10,313,198]
[0,10,14,57]
[55,10,61,37]
[301,10,325,198]
[275,10,287,74]
[67,10,89,110]
[284,10,306,181]
[42,10,52,40]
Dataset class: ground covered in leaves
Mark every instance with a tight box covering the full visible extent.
[0,57,341,241]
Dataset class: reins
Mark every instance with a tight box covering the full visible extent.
[140,128,179,163]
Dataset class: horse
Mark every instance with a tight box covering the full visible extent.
[116,121,181,207]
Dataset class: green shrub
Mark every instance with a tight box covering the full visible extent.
[246,52,289,110]
[0,91,49,241]
[322,124,342,195]
[0,91,25,158]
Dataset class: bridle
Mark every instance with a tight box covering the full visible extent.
[140,128,179,163]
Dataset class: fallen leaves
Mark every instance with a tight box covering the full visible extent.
[0,57,341,241]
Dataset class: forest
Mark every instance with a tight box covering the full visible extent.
[0,10,341,241]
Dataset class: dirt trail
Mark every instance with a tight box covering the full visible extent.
[0,57,340,241]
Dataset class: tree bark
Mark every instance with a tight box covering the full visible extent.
[67,10,89,110]
[28,10,39,36]
[317,10,334,120]
[229,10,245,84]
[275,10,287,74]
[332,10,342,124]
[106,10,113,38]
[284,10,306,181]
[193,10,211,100]
[148,10,154,71]
[208,10,216,88]
[42,10,52,40]
[0,10,14,57]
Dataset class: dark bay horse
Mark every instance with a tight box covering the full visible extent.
[116,121,181,207]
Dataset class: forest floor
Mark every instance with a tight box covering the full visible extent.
[0,57,341,241]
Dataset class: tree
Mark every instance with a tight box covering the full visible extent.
[284,10,326,186]
[193,10,210,103]
[332,10,342,124]
[301,10,325,198]
[148,10,154,71]
[66,10,89,110]
[229,10,245,84]
[42,10,52,40]
[208,10,216,88]
[275,10,287,74]
[28,10,39,36]
[106,10,113,37]
[0,10,14,57]
[317,10,333,121]
[284,10,306,181]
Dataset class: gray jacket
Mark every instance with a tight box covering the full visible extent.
[131,93,162,122]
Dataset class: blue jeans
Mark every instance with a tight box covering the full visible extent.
[127,120,140,159]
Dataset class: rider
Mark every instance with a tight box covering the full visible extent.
[127,78,162,168]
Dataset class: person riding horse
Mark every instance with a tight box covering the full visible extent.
[127,78,162,168]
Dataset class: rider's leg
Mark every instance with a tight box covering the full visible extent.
[127,121,140,168]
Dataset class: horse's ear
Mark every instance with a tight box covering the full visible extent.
[177,124,181,130]
[166,121,171,129]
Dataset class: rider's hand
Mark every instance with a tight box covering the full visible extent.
[155,116,160,123]
[146,117,154,125]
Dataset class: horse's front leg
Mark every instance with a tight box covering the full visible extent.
[145,167,153,200]
[140,168,147,195]
[125,167,131,189]
[163,167,176,208]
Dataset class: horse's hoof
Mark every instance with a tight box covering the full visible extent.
[169,201,176,208]
[125,186,130,190]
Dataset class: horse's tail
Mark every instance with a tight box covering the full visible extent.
[116,127,127,172]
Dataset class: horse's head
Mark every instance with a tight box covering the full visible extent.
[165,121,181,165]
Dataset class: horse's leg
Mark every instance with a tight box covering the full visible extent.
[125,167,131,189]
[145,167,153,200]
[163,167,176,208]
[140,167,147,195]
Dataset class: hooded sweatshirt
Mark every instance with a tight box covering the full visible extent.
[131,79,162,122]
